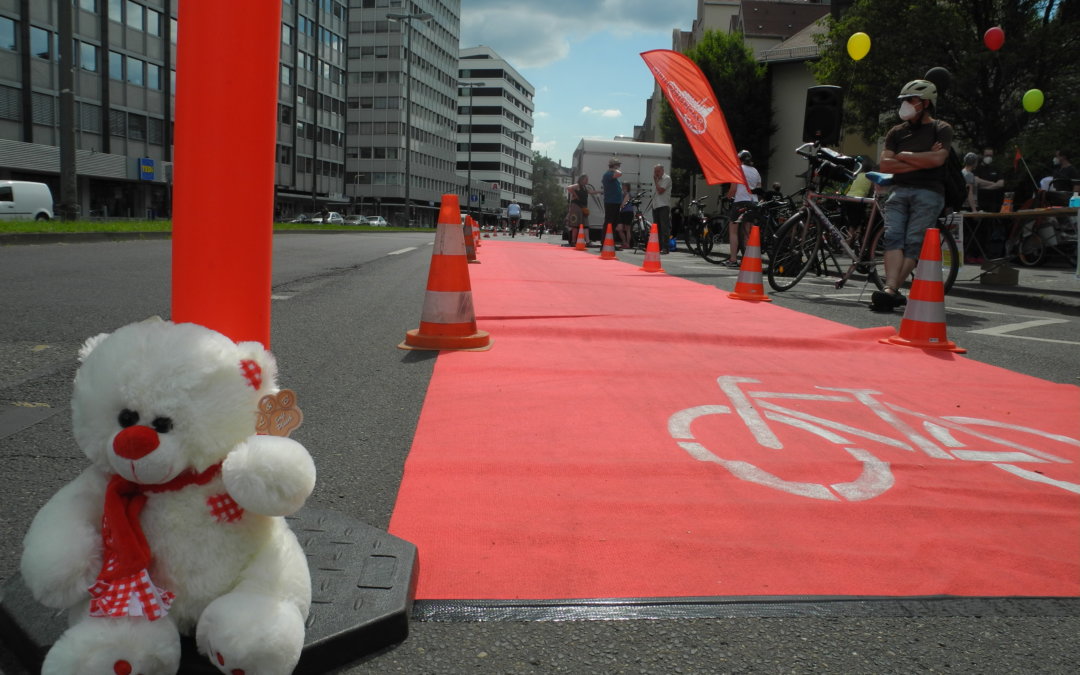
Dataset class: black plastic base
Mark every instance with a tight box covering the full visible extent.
[0,508,418,674]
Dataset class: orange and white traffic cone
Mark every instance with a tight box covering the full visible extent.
[880,227,965,353]
[399,195,492,351]
[599,223,617,260]
[463,217,478,264]
[728,225,772,302]
[469,216,481,249]
[641,223,664,273]
[575,223,587,251]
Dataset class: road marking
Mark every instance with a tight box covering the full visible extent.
[966,318,1077,345]
[271,294,293,301]
[388,247,418,255]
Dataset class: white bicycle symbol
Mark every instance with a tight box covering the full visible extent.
[669,376,1080,501]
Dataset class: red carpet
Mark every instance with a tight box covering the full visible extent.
[388,241,1080,600]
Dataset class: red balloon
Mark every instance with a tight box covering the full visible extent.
[983,26,1005,51]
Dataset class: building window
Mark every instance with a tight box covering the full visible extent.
[282,24,293,45]
[31,92,56,126]
[79,42,98,71]
[126,55,143,86]
[109,51,124,80]
[109,108,126,136]
[128,113,146,140]
[125,1,144,30]
[146,62,161,90]
[146,9,161,36]
[148,116,163,144]
[79,101,101,132]
[281,64,293,85]
[79,0,99,11]
[0,17,15,51]
[30,27,51,60]
[108,0,123,23]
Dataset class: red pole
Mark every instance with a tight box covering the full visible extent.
[171,1,282,347]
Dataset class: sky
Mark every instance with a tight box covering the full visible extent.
[459,0,700,168]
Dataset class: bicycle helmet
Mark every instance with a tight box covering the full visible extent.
[738,149,752,163]
[897,79,937,107]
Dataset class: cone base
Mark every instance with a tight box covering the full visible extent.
[600,252,617,260]
[728,291,772,302]
[879,334,966,353]
[640,266,664,273]
[399,329,493,351]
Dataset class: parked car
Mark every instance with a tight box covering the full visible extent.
[288,213,313,223]
[343,215,366,225]
[0,180,54,221]
[365,216,388,227]
[311,211,344,225]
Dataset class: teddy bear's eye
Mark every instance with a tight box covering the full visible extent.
[118,409,139,428]
[152,417,173,434]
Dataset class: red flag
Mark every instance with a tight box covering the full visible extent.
[1013,147,1022,171]
[641,49,744,186]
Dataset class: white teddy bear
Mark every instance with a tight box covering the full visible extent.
[20,319,317,675]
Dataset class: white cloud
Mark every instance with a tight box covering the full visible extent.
[582,106,623,119]
[460,0,696,69]
[532,139,559,156]
[535,111,550,118]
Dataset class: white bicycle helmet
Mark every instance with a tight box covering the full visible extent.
[897,79,937,107]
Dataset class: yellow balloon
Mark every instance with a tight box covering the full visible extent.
[1022,89,1044,113]
[847,32,871,61]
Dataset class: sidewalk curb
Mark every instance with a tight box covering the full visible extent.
[949,283,1080,316]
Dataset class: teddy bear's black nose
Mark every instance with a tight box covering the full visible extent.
[113,424,160,460]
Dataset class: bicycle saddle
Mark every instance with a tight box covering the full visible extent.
[866,171,894,186]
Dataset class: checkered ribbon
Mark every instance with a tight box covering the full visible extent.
[88,551,174,620]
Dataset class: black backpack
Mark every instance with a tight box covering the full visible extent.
[934,121,967,210]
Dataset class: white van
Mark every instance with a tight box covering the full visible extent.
[0,181,54,221]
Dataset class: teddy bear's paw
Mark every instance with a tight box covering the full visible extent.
[196,592,305,675]
[42,615,181,675]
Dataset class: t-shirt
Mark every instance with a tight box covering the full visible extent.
[653,173,671,209]
[883,119,952,193]
[881,117,950,192]
[602,170,623,204]
[507,202,521,217]
[1051,164,1079,192]
[731,164,761,203]
[569,183,589,207]
[974,161,1002,211]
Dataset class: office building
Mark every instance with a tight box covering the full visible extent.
[457,45,533,223]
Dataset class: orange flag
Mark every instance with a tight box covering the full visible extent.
[640,49,744,186]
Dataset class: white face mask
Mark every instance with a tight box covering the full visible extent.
[1053,156,1061,166]
[983,156,993,164]
[898,101,919,121]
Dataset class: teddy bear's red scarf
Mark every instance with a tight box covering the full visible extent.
[88,463,222,620]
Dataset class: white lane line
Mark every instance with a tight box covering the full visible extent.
[967,318,1077,345]
[388,247,418,255]
[271,294,293,301]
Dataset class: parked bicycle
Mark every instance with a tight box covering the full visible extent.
[628,190,653,252]
[712,194,795,267]
[767,143,959,294]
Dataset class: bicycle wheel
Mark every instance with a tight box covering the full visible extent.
[767,213,820,292]
[683,221,701,256]
[700,216,730,264]
[1017,232,1046,266]
[870,223,960,293]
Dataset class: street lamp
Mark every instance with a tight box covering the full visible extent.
[459,81,486,218]
[388,11,433,227]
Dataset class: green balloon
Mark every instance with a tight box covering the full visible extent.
[1022,89,1044,113]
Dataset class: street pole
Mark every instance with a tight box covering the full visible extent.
[460,81,485,218]
[57,0,77,220]
[388,11,432,226]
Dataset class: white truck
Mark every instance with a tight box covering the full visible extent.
[0,181,54,220]
[570,139,672,239]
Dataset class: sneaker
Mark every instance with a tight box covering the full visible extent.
[870,290,904,311]
[722,259,741,268]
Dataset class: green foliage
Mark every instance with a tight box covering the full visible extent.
[530,152,569,226]
[658,30,776,180]
[811,0,1079,179]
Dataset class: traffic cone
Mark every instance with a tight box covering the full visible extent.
[727,225,772,302]
[641,223,664,273]
[599,223,617,260]
[880,228,965,353]
[575,223,587,251]
[399,195,492,351]
[469,216,481,249]
[463,217,478,264]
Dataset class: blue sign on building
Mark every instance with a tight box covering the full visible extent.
[138,157,155,181]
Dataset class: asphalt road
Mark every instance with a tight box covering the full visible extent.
[1,233,1076,674]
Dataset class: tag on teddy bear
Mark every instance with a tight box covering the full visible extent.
[255,389,304,437]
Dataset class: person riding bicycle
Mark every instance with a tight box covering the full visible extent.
[533,202,547,237]
[724,150,762,267]
[507,199,521,237]
[872,79,951,312]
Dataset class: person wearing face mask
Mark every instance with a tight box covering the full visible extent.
[871,79,952,312]
[1048,150,1078,206]
[973,147,1005,212]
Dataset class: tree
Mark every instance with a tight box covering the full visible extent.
[811,0,1079,176]
[658,30,775,184]
[530,152,567,228]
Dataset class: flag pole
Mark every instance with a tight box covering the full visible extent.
[1015,146,1040,193]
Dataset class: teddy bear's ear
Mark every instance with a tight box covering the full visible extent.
[78,333,110,362]
[236,341,279,394]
